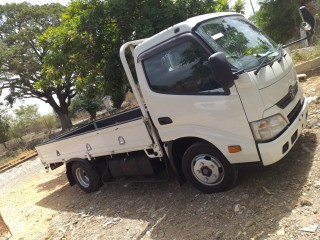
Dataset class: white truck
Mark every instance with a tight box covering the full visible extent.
[36,7,315,194]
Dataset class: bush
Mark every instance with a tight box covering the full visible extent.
[40,113,61,133]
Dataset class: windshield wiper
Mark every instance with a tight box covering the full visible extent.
[254,52,276,75]
[277,45,283,62]
[277,44,287,62]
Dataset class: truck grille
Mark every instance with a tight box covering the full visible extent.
[287,100,302,125]
[276,82,298,109]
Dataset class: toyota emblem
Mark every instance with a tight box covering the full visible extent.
[289,85,295,99]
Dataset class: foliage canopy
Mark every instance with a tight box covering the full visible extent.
[0,107,11,149]
[0,3,75,130]
[49,0,244,112]
[1,0,246,131]
[253,0,303,44]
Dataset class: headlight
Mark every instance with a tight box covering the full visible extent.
[250,114,288,142]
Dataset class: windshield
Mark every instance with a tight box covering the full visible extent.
[195,15,279,70]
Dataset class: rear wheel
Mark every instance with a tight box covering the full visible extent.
[72,161,101,193]
[182,142,238,193]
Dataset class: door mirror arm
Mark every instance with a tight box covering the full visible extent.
[233,69,245,79]
[283,35,309,48]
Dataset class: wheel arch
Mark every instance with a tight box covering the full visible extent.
[167,137,226,184]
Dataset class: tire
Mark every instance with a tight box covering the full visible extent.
[72,161,101,193]
[182,142,238,193]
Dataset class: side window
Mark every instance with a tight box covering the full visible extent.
[143,40,224,94]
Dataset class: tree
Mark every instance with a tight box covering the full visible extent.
[47,0,233,111]
[41,113,61,134]
[174,0,230,19]
[0,107,11,149]
[69,85,103,121]
[214,0,230,12]
[254,0,300,43]
[232,0,245,14]
[0,3,76,131]
[11,104,41,137]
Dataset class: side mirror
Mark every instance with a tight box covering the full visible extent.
[208,52,234,90]
[299,6,315,33]
[301,22,312,31]
[284,7,315,48]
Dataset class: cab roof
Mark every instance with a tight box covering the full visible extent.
[134,12,241,57]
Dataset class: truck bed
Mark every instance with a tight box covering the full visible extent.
[36,108,154,165]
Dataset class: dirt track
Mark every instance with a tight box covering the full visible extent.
[1,77,320,240]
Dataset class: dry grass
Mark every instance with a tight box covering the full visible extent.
[0,149,36,168]
[291,43,320,64]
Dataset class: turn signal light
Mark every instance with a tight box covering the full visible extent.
[228,145,241,153]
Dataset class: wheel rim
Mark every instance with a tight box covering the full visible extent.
[75,167,90,188]
[191,154,224,186]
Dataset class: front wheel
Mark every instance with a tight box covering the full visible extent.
[72,161,101,193]
[182,142,238,193]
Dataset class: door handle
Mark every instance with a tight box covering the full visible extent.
[158,117,173,125]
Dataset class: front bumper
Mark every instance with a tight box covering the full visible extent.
[258,99,308,166]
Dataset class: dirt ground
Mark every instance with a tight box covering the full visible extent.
[2,75,320,240]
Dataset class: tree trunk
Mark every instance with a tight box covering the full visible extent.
[56,111,73,131]
[45,95,73,131]
[2,142,8,150]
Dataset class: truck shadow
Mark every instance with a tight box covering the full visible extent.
[36,172,67,192]
[36,131,317,240]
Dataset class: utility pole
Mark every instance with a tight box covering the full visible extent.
[249,0,256,15]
